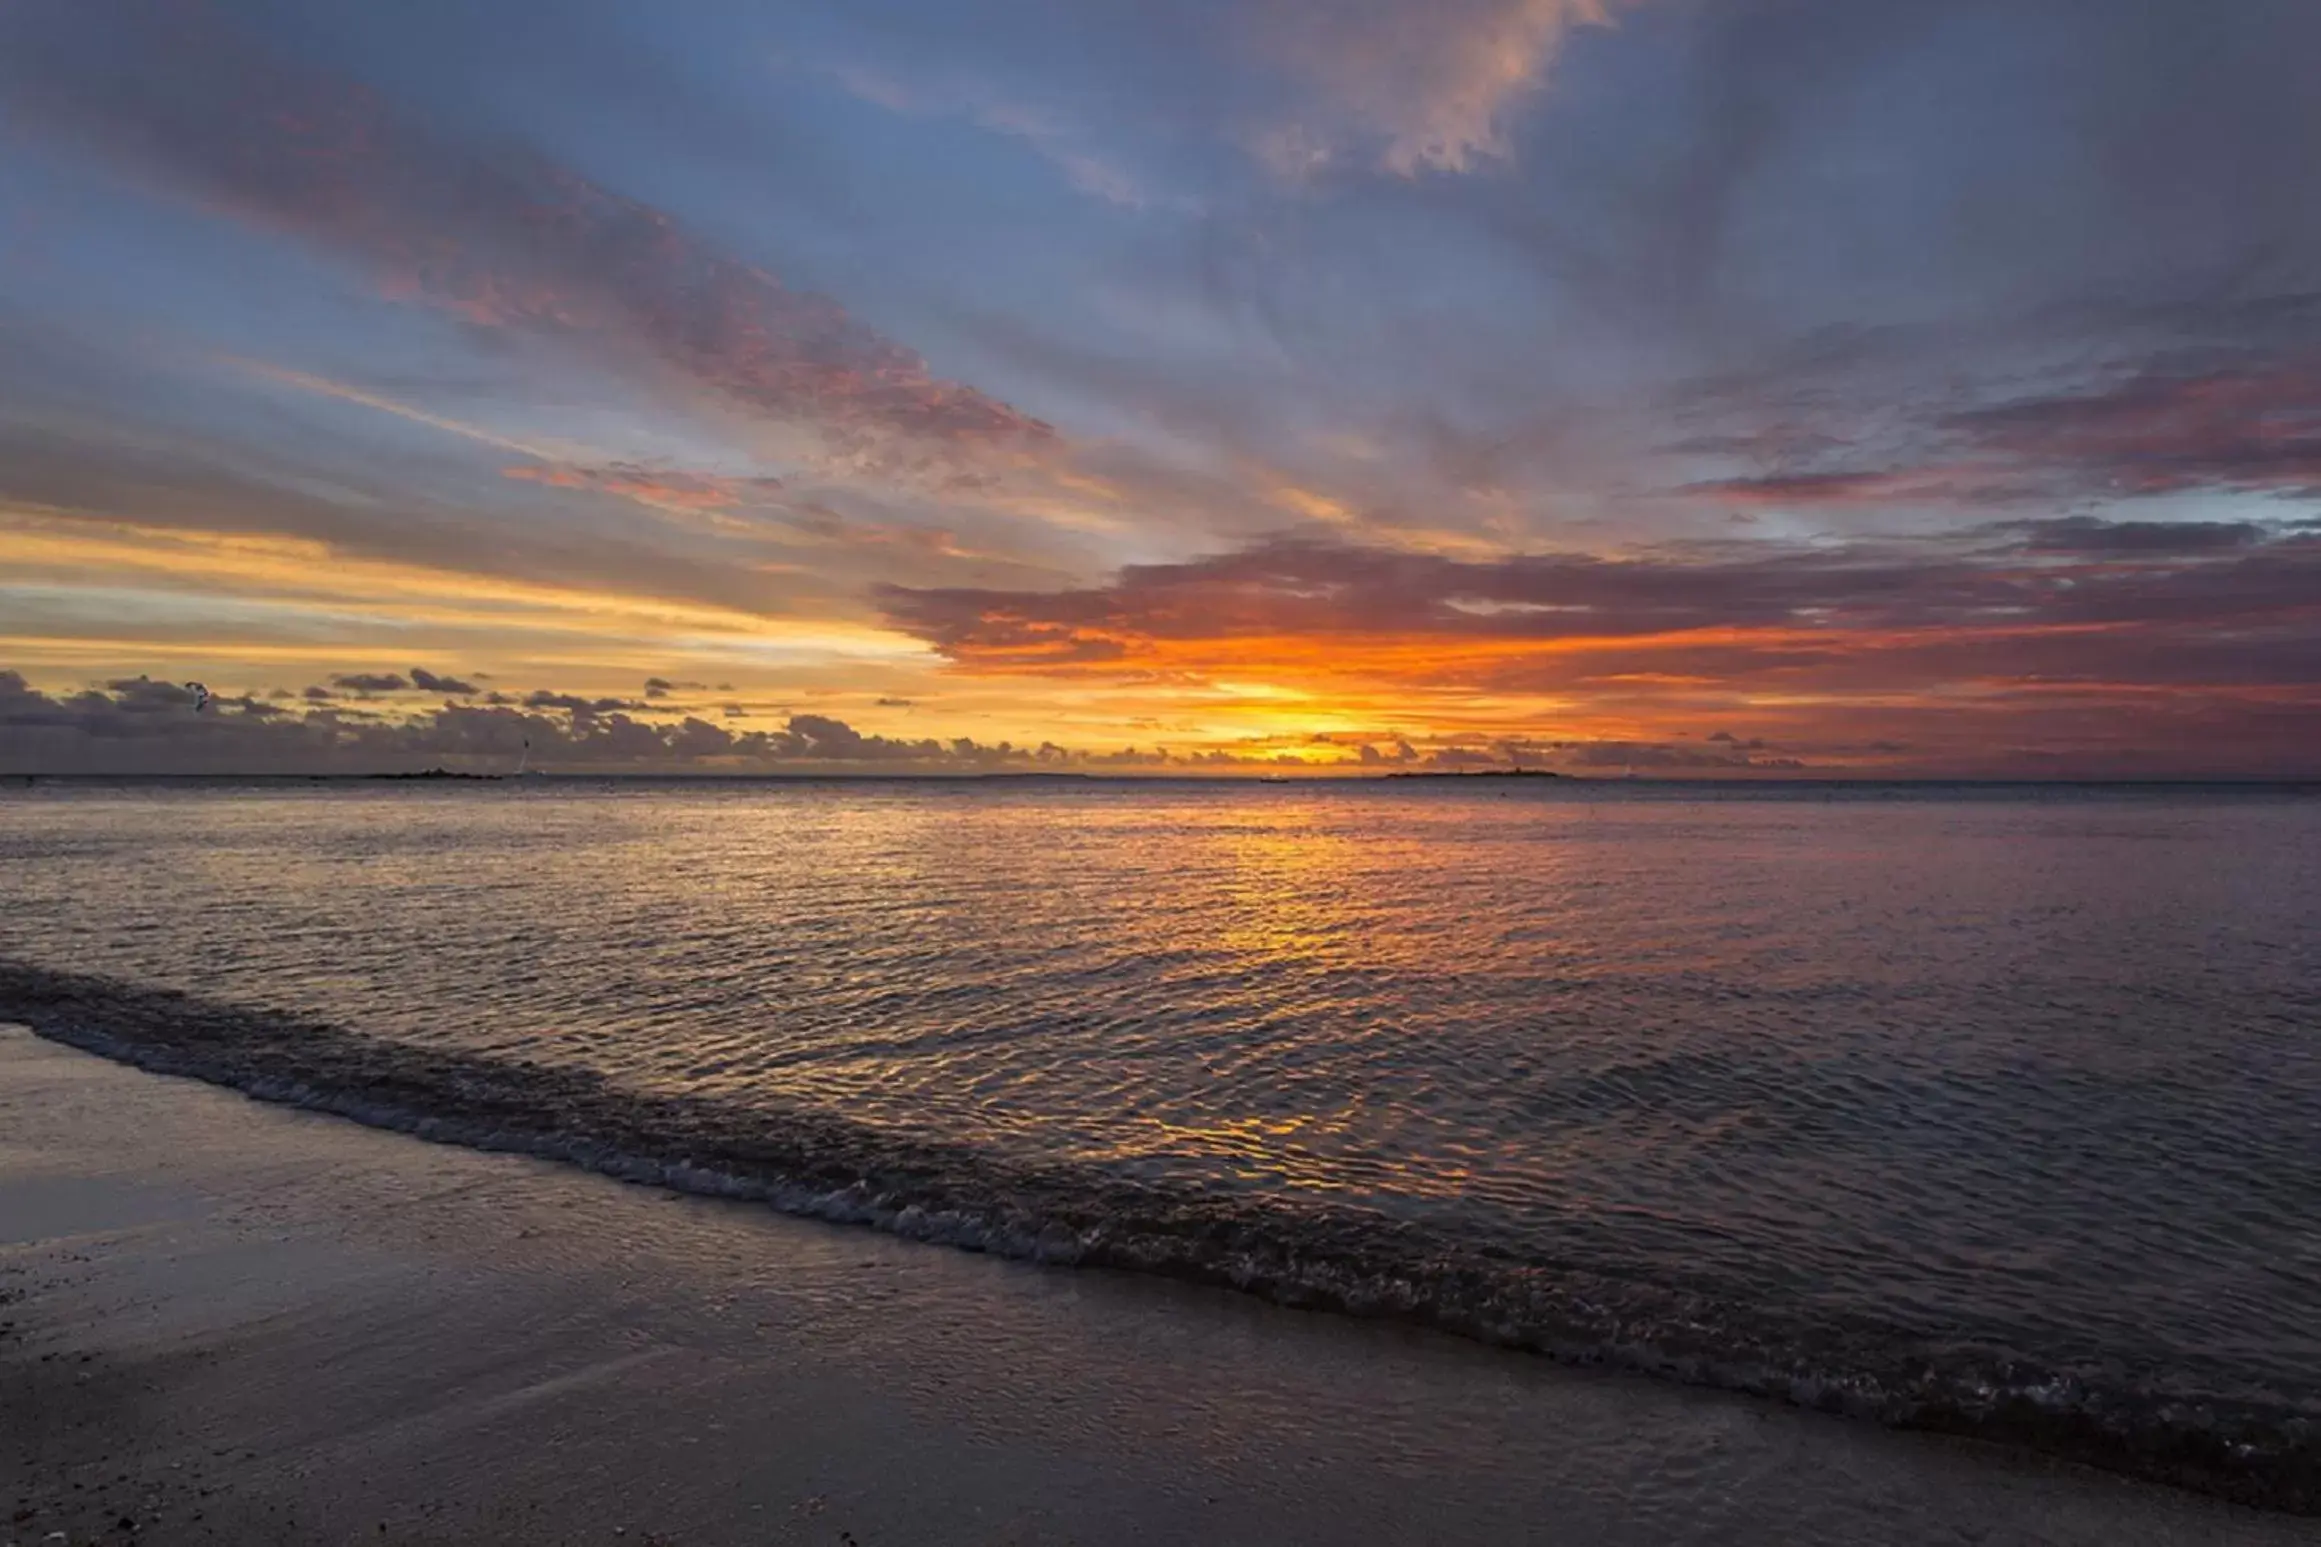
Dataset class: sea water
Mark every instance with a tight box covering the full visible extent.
[3,779,2316,1501]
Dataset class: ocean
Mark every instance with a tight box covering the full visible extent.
[3,779,2317,1506]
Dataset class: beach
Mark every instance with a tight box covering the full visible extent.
[9,0,2319,1529]
[4,1023,2310,1547]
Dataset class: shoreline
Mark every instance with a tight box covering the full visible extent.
[5,961,2317,1517]
[4,1025,2318,1543]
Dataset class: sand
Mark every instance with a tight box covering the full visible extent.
[2,1024,2310,1546]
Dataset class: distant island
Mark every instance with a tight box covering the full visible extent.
[365,768,502,781]
[1384,768,1564,780]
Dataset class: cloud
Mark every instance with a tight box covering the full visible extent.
[1248,0,1630,176]
[408,668,478,696]
[13,668,1652,776]
[818,64,1160,209]
[501,464,786,516]
[876,525,2321,773]
[0,670,1197,776]
[1679,468,2030,511]
[1998,516,2271,557]
[522,691,647,716]
[884,525,2312,666]
[1,1,1054,476]
[328,672,410,694]
[1674,344,2321,514]
[0,408,850,633]
[95,676,205,712]
[1555,739,1797,770]
[1945,355,2321,499]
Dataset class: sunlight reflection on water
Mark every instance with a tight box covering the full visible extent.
[3,778,2318,1399]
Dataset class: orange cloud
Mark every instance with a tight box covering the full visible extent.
[875,526,2321,773]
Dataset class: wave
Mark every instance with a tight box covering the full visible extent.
[2,959,2314,1514]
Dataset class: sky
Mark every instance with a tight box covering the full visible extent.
[2,0,2318,776]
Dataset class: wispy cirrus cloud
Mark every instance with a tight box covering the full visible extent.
[500,463,786,516]
[1678,468,2034,512]
[0,0,1055,478]
[1945,355,2321,499]
[10,0,2321,776]
[817,62,1162,210]
[1673,334,2321,515]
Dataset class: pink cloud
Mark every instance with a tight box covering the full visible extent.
[10,1,1054,474]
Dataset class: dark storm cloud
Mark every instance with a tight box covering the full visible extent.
[0,0,1053,474]
[408,668,478,695]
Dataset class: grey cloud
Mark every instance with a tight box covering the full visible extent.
[1556,740,1793,771]
[522,691,647,716]
[2001,517,2271,557]
[0,1,1054,476]
[882,523,2321,660]
[3,670,1570,776]
[0,671,1182,776]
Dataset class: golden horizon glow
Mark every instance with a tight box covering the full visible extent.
[5,2,2316,778]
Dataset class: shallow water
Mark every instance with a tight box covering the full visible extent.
[3,779,2318,1497]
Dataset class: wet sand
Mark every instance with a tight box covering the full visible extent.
[2,1024,2309,1546]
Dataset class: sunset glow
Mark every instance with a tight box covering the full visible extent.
[3,0,2317,776]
